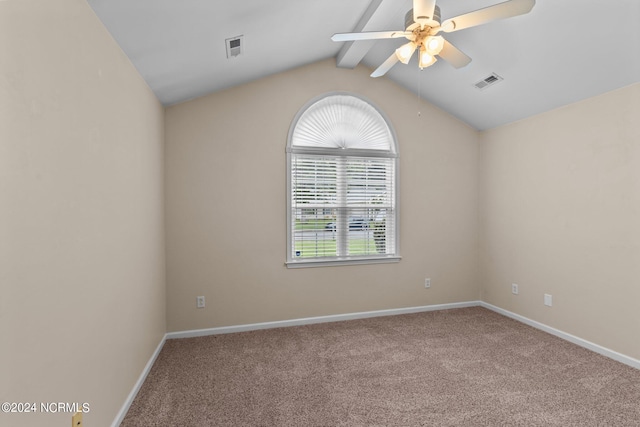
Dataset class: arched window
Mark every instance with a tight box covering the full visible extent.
[286,92,400,267]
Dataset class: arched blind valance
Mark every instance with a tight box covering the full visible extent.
[290,94,396,153]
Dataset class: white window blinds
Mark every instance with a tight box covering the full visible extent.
[286,93,399,267]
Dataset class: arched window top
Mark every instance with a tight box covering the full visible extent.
[289,93,397,154]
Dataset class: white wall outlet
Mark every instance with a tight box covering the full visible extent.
[424,278,431,288]
[544,294,552,307]
[512,283,519,295]
[196,296,205,308]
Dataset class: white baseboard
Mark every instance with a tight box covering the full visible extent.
[111,334,167,427]
[480,302,640,370]
[166,301,481,339]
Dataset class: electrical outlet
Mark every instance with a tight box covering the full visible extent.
[424,278,431,288]
[512,283,519,295]
[197,296,205,308]
[544,294,552,307]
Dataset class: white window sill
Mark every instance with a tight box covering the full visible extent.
[285,256,401,269]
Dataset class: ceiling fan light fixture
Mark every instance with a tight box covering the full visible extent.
[425,35,444,55]
[331,0,536,78]
[419,48,437,69]
[395,42,417,64]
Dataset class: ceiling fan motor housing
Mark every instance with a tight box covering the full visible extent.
[405,5,441,30]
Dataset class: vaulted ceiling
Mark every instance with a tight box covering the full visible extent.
[87,0,640,130]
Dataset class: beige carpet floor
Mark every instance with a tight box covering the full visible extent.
[122,307,640,426]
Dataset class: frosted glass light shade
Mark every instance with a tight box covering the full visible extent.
[419,49,437,68]
[395,42,417,64]
[425,36,444,55]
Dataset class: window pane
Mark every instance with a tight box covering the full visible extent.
[291,153,395,260]
[347,208,375,255]
[292,208,338,258]
[371,208,394,255]
[346,157,394,208]
[292,156,338,206]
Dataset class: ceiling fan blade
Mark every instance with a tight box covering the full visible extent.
[331,31,411,42]
[413,0,437,25]
[440,0,535,33]
[438,40,472,69]
[370,52,400,78]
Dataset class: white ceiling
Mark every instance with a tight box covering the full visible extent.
[87,0,640,130]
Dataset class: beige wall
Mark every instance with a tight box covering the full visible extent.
[0,1,166,426]
[479,83,640,360]
[165,59,480,332]
[4,1,636,422]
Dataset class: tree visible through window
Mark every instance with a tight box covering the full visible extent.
[286,93,400,267]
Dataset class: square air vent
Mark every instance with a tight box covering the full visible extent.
[474,73,503,90]
[225,35,243,58]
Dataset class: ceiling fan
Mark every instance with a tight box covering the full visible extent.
[331,0,535,77]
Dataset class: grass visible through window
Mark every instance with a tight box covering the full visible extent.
[294,219,334,230]
[294,238,377,258]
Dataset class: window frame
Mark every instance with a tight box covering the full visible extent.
[285,92,401,268]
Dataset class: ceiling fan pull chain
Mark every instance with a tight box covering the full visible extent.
[417,69,422,117]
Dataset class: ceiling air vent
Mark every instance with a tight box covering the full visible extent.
[225,35,243,58]
[474,73,503,90]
